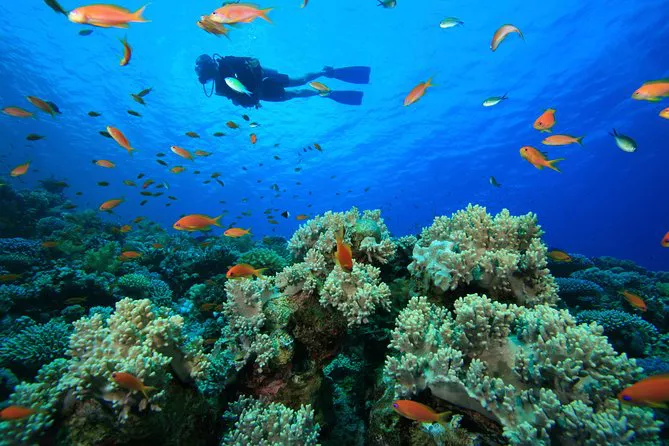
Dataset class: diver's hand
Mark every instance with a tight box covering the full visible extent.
[322,66,334,78]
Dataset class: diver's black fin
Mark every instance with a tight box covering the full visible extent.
[325,91,364,106]
[328,66,371,84]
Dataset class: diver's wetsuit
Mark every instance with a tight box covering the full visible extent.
[213,56,319,108]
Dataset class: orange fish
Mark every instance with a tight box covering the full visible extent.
[309,81,330,95]
[99,198,124,211]
[250,133,257,144]
[226,263,267,279]
[404,77,434,107]
[335,228,353,271]
[209,3,273,24]
[226,121,239,129]
[151,243,164,249]
[42,241,60,248]
[520,146,564,172]
[547,250,571,262]
[224,227,251,237]
[0,274,22,282]
[170,166,185,174]
[542,134,584,146]
[392,400,451,425]
[197,15,231,37]
[111,372,155,399]
[119,251,142,261]
[619,290,647,312]
[203,338,219,345]
[296,214,309,220]
[68,4,149,28]
[10,161,30,177]
[107,126,136,155]
[631,79,669,102]
[660,107,669,120]
[533,108,556,133]
[173,214,222,232]
[195,150,212,157]
[618,375,669,408]
[490,24,524,51]
[26,96,56,117]
[662,231,669,247]
[133,216,145,223]
[119,225,132,233]
[142,179,154,189]
[93,159,116,168]
[200,303,223,312]
[0,405,38,420]
[171,146,194,160]
[119,35,131,66]
[2,106,34,118]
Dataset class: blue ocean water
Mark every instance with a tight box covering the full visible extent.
[1,0,668,270]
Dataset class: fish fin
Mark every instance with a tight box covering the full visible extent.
[644,401,668,409]
[546,108,556,113]
[541,129,552,133]
[132,4,150,22]
[547,158,565,173]
[246,227,252,235]
[336,227,344,244]
[642,79,669,85]
[213,215,223,227]
[576,136,585,146]
[425,77,436,88]
[259,8,273,23]
[255,268,268,278]
[647,97,662,102]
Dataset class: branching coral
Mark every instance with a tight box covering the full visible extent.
[408,204,558,306]
[321,263,391,326]
[222,396,320,445]
[0,318,71,376]
[576,309,659,357]
[237,247,288,276]
[383,294,661,445]
[116,273,174,307]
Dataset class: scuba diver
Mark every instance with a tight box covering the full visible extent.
[195,54,371,108]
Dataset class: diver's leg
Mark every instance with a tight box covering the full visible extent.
[283,90,321,100]
[264,67,326,87]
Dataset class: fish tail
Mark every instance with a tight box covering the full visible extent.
[259,8,273,23]
[336,227,344,244]
[213,215,223,227]
[547,158,565,173]
[576,136,585,146]
[141,385,156,400]
[246,227,252,235]
[255,268,268,278]
[132,4,150,22]
[436,410,453,427]
[426,76,436,88]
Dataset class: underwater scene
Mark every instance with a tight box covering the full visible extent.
[1,0,668,445]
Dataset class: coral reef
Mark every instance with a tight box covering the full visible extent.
[222,396,320,445]
[576,309,659,357]
[408,205,558,306]
[383,294,661,445]
[237,247,288,275]
[0,318,71,376]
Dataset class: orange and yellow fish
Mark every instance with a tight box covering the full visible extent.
[619,290,647,312]
[392,400,451,425]
[200,303,223,312]
[226,263,266,279]
[224,227,251,237]
[547,250,572,262]
[111,371,155,399]
[0,405,39,421]
[2,106,34,118]
[660,107,669,120]
[171,146,194,160]
[119,35,131,66]
[151,243,164,249]
[533,108,556,133]
[520,146,564,173]
[631,79,669,102]
[119,225,132,233]
[197,15,231,38]
[490,24,524,52]
[142,179,154,189]
[195,150,212,157]
[170,166,185,174]
[107,126,135,155]
[250,133,257,144]
[209,3,273,25]
[226,121,239,129]
[618,375,669,408]
[119,250,142,261]
[42,241,60,248]
[99,198,124,211]
[296,214,309,221]
[68,4,149,29]
[26,96,56,117]
[93,159,116,168]
[662,231,669,247]
[173,214,222,232]
[10,161,30,177]
[542,134,584,146]
[0,274,22,282]
[309,81,331,96]
[404,77,434,107]
[335,228,353,271]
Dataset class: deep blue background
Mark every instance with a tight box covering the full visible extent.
[1,0,668,269]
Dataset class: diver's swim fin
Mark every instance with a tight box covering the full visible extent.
[325,91,364,106]
[328,66,371,84]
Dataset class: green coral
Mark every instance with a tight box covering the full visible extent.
[116,273,174,307]
[408,204,558,306]
[84,242,121,274]
[383,294,661,445]
[0,319,71,375]
[576,309,659,357]
[222,396,320,445]
[237,248,288,276]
